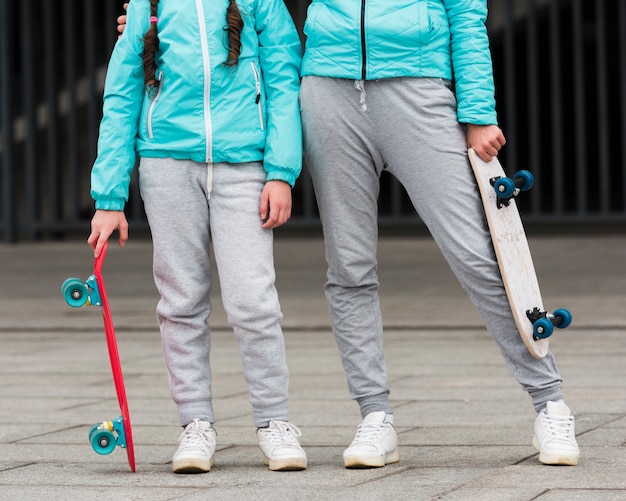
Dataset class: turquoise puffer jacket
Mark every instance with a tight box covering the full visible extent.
[300,0,497,125]
[92,0,303,211]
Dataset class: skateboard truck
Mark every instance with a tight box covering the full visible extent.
[89,417,128,455]
[61,275,102,308]
[526,307,573,340]
[489,170,534,209]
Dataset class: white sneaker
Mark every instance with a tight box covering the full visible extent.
[257,420,307,471]
[533,401,580,466]
[172,419,217,473]
[343,411,399,468]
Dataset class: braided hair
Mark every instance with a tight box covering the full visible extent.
[224,0,244,66]
[142,0,160,92]
[142,1,244,95]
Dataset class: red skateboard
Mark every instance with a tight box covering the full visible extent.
[62,241,136,471]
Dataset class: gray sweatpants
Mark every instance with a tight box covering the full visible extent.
[139,158,289,428]
[300,76,564,416]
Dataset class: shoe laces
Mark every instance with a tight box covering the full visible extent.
[352,421,390,445]
[540,412,574,442]
[178,419,215,450]
[260,421,302,446]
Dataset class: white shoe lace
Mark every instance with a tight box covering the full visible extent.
[351,422,389,445]
[261,421,302,446]
[178,419,215,450]
[540,413,574,443]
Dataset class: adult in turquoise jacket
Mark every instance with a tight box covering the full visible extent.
[96,0,308,474]
[298,0,580,469]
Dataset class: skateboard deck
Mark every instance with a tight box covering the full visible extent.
[468,148,571,359]
[62,241,136,471]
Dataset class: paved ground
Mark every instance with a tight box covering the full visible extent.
[1,233,625,500]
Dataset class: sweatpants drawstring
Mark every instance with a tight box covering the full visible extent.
[354,80,367,111]
[206,162,214,199]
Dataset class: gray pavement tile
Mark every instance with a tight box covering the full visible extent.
[473,448,626,489]
[393,399,535,427]
[576,426,626,447]
[0,424,82,445]
[0,443,113,464]
[0,486,198,501]
[397,424,533,447]
[435,487,559,501]
[532,491,626,501]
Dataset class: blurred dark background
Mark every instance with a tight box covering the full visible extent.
[1,0,624,242]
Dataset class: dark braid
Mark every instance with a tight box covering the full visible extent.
[142,0,241,84]
[143,0,160,93]
[225,0,243,66]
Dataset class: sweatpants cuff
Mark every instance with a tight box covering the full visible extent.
[177,400,214,427]
[529,387,565,414]
[357,393,393,418]
[253,401,289,428]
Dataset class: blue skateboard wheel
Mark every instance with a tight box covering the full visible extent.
[553,308,572,329]
[493,177,516,198]
[89,424,117,455]
[533,317,554,339]
[62,278,89,308]
[513,170,534,191]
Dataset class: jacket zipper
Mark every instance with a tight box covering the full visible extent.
[250,62,265,131]
[360,0,367,80]
[147,71,163,139]
[195,0,213,162]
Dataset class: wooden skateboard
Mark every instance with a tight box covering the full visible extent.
[62,241,136,471]
[468,148,572,359]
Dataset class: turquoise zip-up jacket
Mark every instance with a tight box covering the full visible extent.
[92,0,303,211]
[301,0,498,125]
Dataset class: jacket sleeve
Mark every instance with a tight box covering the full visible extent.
[254,0,303,187]
[90,0,151,210]
[444,0,498,125]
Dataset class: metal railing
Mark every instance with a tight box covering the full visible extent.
[1,0,624,242]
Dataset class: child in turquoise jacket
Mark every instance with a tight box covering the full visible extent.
[95,0,306,473]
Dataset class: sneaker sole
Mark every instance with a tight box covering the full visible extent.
[532,437,579,466]
[344,448,400,469]
[172,457,215,474]
[262,455,307,471]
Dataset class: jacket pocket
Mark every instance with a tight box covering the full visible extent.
[147,71,163,139]
[249,62,265,131]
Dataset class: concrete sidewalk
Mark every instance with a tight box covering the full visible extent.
[1,234,625,500]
